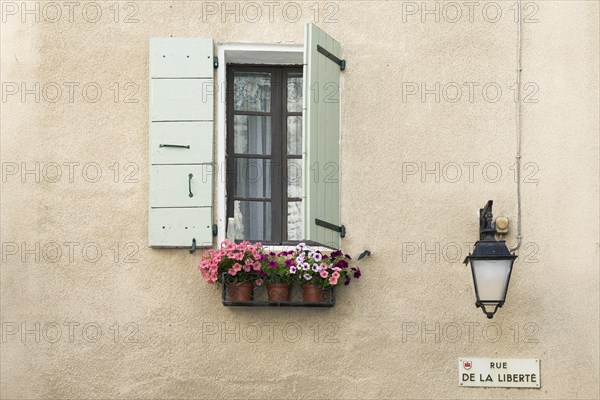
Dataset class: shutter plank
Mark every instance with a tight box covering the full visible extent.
[316,27,327,245]
[150,79,213,122]
[150,165,212,208]
[149,208,212,247]
[325,35,341,248]
[150,38,214,78]
[150,121,213,165]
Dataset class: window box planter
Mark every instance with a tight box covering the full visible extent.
[221,273,335,307]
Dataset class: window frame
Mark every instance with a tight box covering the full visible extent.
[226,64,303,245]
[215,43,304,248]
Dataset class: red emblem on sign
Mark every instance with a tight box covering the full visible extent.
[463,361,472,370]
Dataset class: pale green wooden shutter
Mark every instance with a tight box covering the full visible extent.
[148,38,214,248]
[303,24,344,249]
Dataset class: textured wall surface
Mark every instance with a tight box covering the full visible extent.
[1,1,599,399]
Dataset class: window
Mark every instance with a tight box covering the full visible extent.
[226,65,303,245]
[149,25,343,249]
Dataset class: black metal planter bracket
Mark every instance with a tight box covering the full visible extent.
[317,45,346,71]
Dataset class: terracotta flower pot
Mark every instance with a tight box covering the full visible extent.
[227,282,253,302]
[303,284,324,302]
[267,283,291,302]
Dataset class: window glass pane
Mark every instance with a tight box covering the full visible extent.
[287,116,302,155]
[234,72,271,112]
[234,201,271,241]
[234,115,271,155]
[235,158,271,198]
[287,201,303,241]
[287,73,302,112]
[287,159,302,198]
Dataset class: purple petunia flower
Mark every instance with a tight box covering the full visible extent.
[268,260,277,268]
[344,276,351,285]
[290,266,297,274]
[331,250,342,258]
[351,267,361,279]
[303,262,310,271]
[336,260,349,269]
[313,252,323,262]
[303,274,312,281]
[285,258,294,267]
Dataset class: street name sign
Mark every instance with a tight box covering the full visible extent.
[458,357,540,388]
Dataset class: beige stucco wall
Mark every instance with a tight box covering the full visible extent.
[1,1,598,398]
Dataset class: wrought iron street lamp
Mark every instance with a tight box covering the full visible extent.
[464,200,517,319]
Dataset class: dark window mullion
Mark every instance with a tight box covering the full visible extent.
[231,197,271,202]
[271,67,283,244]
[226,68,235,231]
[232,154,272,159]
[281,69,289,242]
[233,111,272,117]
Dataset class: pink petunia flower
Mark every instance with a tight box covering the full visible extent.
[320,270,329,278]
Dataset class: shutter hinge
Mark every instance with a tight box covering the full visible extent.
[213,56,219,69]
[315,218,346,238]
[212,224,218,236]
[189,238,197,254]
[317,45,345,71]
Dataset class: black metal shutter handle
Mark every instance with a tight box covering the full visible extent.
[188,173,193,197]
[160,144,190,149]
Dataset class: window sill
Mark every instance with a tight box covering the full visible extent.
[262,245,333,253]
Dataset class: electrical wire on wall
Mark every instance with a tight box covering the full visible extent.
[510,0,523,252]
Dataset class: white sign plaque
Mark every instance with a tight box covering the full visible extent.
[458,357,540,388]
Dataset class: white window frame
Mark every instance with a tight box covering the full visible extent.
[215,43,304,248]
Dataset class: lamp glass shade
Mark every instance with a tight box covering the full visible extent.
[471,259,513,302]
